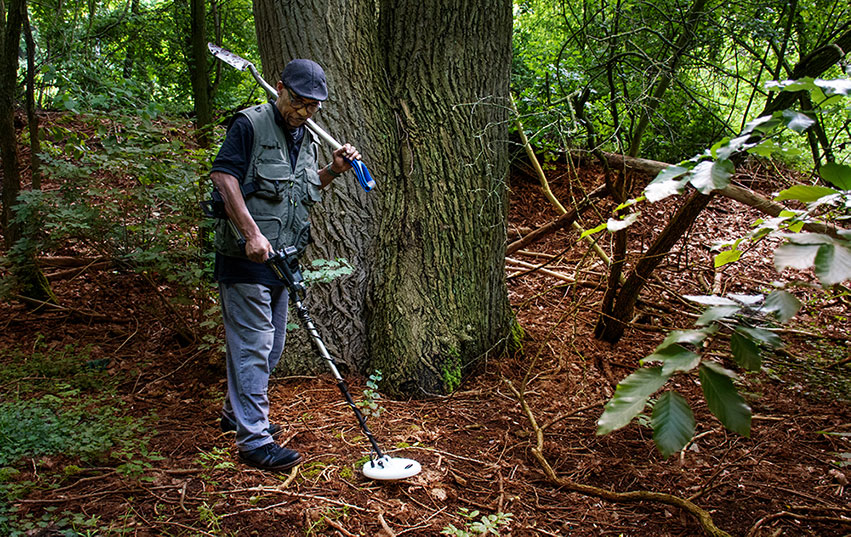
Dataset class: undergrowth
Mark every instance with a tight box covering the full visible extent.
[0,338,158,536]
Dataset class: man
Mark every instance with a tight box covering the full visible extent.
[211,59,360,471]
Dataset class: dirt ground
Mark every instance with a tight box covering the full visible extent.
[1,135,850,536]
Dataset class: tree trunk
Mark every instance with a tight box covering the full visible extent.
[1,0,23,249]
[188,0,211,148]
[23,3,39,189]
[253,0,514,396]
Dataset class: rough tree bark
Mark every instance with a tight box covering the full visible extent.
[252,0,514,396]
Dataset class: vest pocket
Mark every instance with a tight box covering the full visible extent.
[253,161,291,201]
[255,215,284,251]
[302,168,322,205]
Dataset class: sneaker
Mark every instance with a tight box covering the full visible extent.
[239,443,302,471]
[220,413,283,438]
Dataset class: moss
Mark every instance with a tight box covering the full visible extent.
[507,316,525,353]
[441,353,463,393]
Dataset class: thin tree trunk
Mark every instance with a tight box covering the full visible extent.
[1,0,23,248]
[188,0,211,148]
[23,2,39,189]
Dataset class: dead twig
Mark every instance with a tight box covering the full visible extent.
[746,510,851,537]
[378,513,397,537]
[325,516,358,537]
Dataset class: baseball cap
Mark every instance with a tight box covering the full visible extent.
[281,59,328,101]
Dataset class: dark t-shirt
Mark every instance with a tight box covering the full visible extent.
[211,103,306,286]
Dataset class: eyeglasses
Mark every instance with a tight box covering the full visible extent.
[285,87,322,114]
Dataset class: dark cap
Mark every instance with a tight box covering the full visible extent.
[281,59,328,101]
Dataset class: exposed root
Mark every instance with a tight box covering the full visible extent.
[505,379,734,537]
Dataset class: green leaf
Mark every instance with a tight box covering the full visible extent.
[641,344,701,376]
[656,328,716,350]
[814,243,851,285]
[651,391,696,458]
[714,249,742,268]
[815,78,851,97]
[730,332,762,371]
[696,305,741,326]
[713,135,752,161]
[580,222,608,239]
[761,290,802,323]
[699,362,751,437]
[645,166,690,202]
[597,367,669,435]
[774,243,820,271]
[765,78,817,93]
[742,114,781,135]
[607,212,640,232]
[689,159,734,194]
[774,185,838,202]
[735,326,783,349]
[819,162,851,190]
[782,110,815,133]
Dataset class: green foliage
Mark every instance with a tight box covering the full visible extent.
[23,0,261,114]
[356,370,385,419]
[303,258,354,285]
[196,446,236,471]
[441,509,513,536]
[441,354,463,393]
[0,339,158,536]
[1,111,223,347]
[512,0,850,164]
[598,290,803,457]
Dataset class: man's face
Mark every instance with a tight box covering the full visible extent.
[275,81,322,129]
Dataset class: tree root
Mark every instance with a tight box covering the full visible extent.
[505,379,734,537]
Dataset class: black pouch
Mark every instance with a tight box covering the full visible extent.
[200,190,227,219]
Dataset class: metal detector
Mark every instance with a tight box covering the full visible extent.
[207,43,376,192]
[265,247,422,481]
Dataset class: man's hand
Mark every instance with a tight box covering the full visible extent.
[245,234,273,263]
[319,144,362,188]
[211,171,273,263]
[332,143,361,171]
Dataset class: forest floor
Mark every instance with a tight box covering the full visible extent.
[1,117,850,536]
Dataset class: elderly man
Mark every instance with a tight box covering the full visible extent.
[211,59,360,471]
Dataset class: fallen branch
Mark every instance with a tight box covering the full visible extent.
[505,379,733,537]
[9,294,131,323]
[568,149,845,238]
[505,184,607,256]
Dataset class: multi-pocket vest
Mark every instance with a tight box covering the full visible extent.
[214,102,323,258]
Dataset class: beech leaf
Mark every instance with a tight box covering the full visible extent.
[597,367,669,436]
[652,391,696,458]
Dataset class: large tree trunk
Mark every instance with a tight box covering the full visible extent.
[253,0,514,396]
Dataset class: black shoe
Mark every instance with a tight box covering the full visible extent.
[220,413,283,438]
[239,443,302,471]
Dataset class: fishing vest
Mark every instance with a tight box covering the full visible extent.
[214,102,322,258]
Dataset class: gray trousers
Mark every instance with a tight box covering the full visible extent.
[220,283,289,451]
